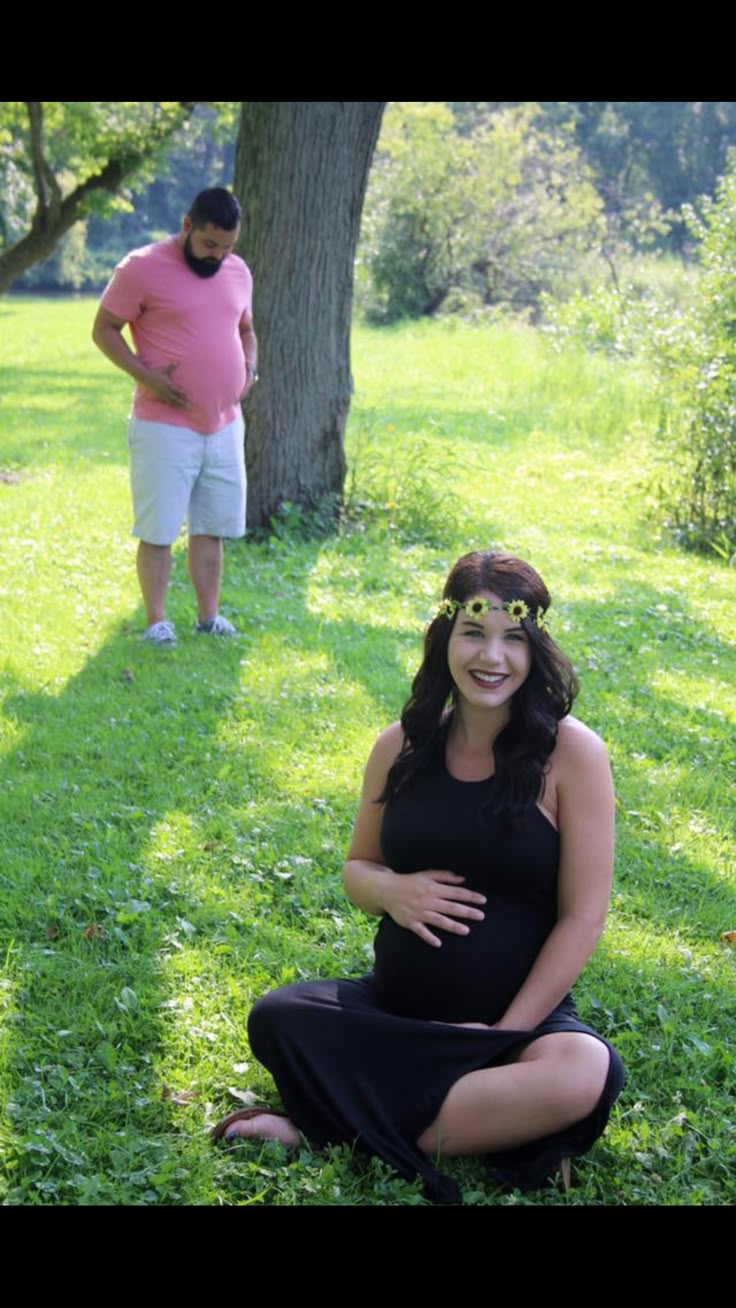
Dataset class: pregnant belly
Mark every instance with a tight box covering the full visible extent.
[372,900,553,1024]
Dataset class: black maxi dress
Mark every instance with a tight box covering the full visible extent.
[248,736,625,1202]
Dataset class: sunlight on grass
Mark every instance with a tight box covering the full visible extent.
[650,668,736,718]
[605,916,731,971]
[307,541,442,627]
[143,812,201,861]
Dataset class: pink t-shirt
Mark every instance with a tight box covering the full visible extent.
[101,237,253,435]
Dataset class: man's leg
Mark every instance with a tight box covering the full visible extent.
[129,417,199,637]
[188,415,245,631]
[188,534,223,624]
[137,541,173,627]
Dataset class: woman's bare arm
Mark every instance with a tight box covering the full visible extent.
[494,717,615,1031]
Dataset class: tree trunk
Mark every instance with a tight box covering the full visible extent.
[0,201,85,293]
[233,102,385,529]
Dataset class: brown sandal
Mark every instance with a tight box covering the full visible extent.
[558,1156,573,1193]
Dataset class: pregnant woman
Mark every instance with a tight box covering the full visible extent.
[213,549,625,1201]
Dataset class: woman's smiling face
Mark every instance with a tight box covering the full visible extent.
[447,591,533,713]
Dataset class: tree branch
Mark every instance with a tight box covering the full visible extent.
[59,103,197,222]
[0,102,199,294]
[25,101,63,231]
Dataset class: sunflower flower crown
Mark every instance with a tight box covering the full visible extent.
[436,595,551,632]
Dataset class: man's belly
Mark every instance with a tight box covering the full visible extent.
[134,337,246,434]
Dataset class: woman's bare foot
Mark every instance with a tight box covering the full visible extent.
[224,1112,300,1146]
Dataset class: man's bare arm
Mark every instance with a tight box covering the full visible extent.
[92,305,190,409]
[239,312,258,398]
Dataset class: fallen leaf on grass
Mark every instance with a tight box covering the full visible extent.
[121,668,134,682]
[83,923,106,940]
[721,930,736,945]
[227,1087,260,1106]
[162,1087,200,1105]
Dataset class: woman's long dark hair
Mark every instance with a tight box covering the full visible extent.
[380,550,579,818]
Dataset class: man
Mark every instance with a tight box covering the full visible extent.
[92,187,257,645]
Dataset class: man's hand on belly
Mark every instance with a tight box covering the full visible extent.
[140,363,190,409]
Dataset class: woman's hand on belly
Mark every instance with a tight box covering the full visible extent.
[383,870,486,948]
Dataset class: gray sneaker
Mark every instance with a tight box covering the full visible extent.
[195,614,237,636]
[142,620,177,645]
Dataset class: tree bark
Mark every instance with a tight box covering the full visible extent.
[233,102,385,529]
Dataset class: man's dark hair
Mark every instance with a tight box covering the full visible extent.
[188,188,241,232]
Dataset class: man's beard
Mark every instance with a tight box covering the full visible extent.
[183,233,224,278]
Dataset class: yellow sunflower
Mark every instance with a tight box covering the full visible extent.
[464,597,491,619]
[436,599,458,620]
[505,599,529,623]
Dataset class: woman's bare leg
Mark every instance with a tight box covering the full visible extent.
[417,1032,609,1157]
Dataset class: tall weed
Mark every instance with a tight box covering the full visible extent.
[344,410,467,546]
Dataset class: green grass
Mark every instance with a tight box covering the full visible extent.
[1,299,734,1206]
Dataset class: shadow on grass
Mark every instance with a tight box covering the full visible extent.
[0,606,250,1202]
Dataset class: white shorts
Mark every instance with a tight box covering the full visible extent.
[127,414,246,546]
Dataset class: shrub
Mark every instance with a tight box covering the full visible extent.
[655,156,736,555]
[357,104,605,323]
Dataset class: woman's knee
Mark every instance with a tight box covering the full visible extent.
[521,1032,610,1119]
[248,985,301,1058]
